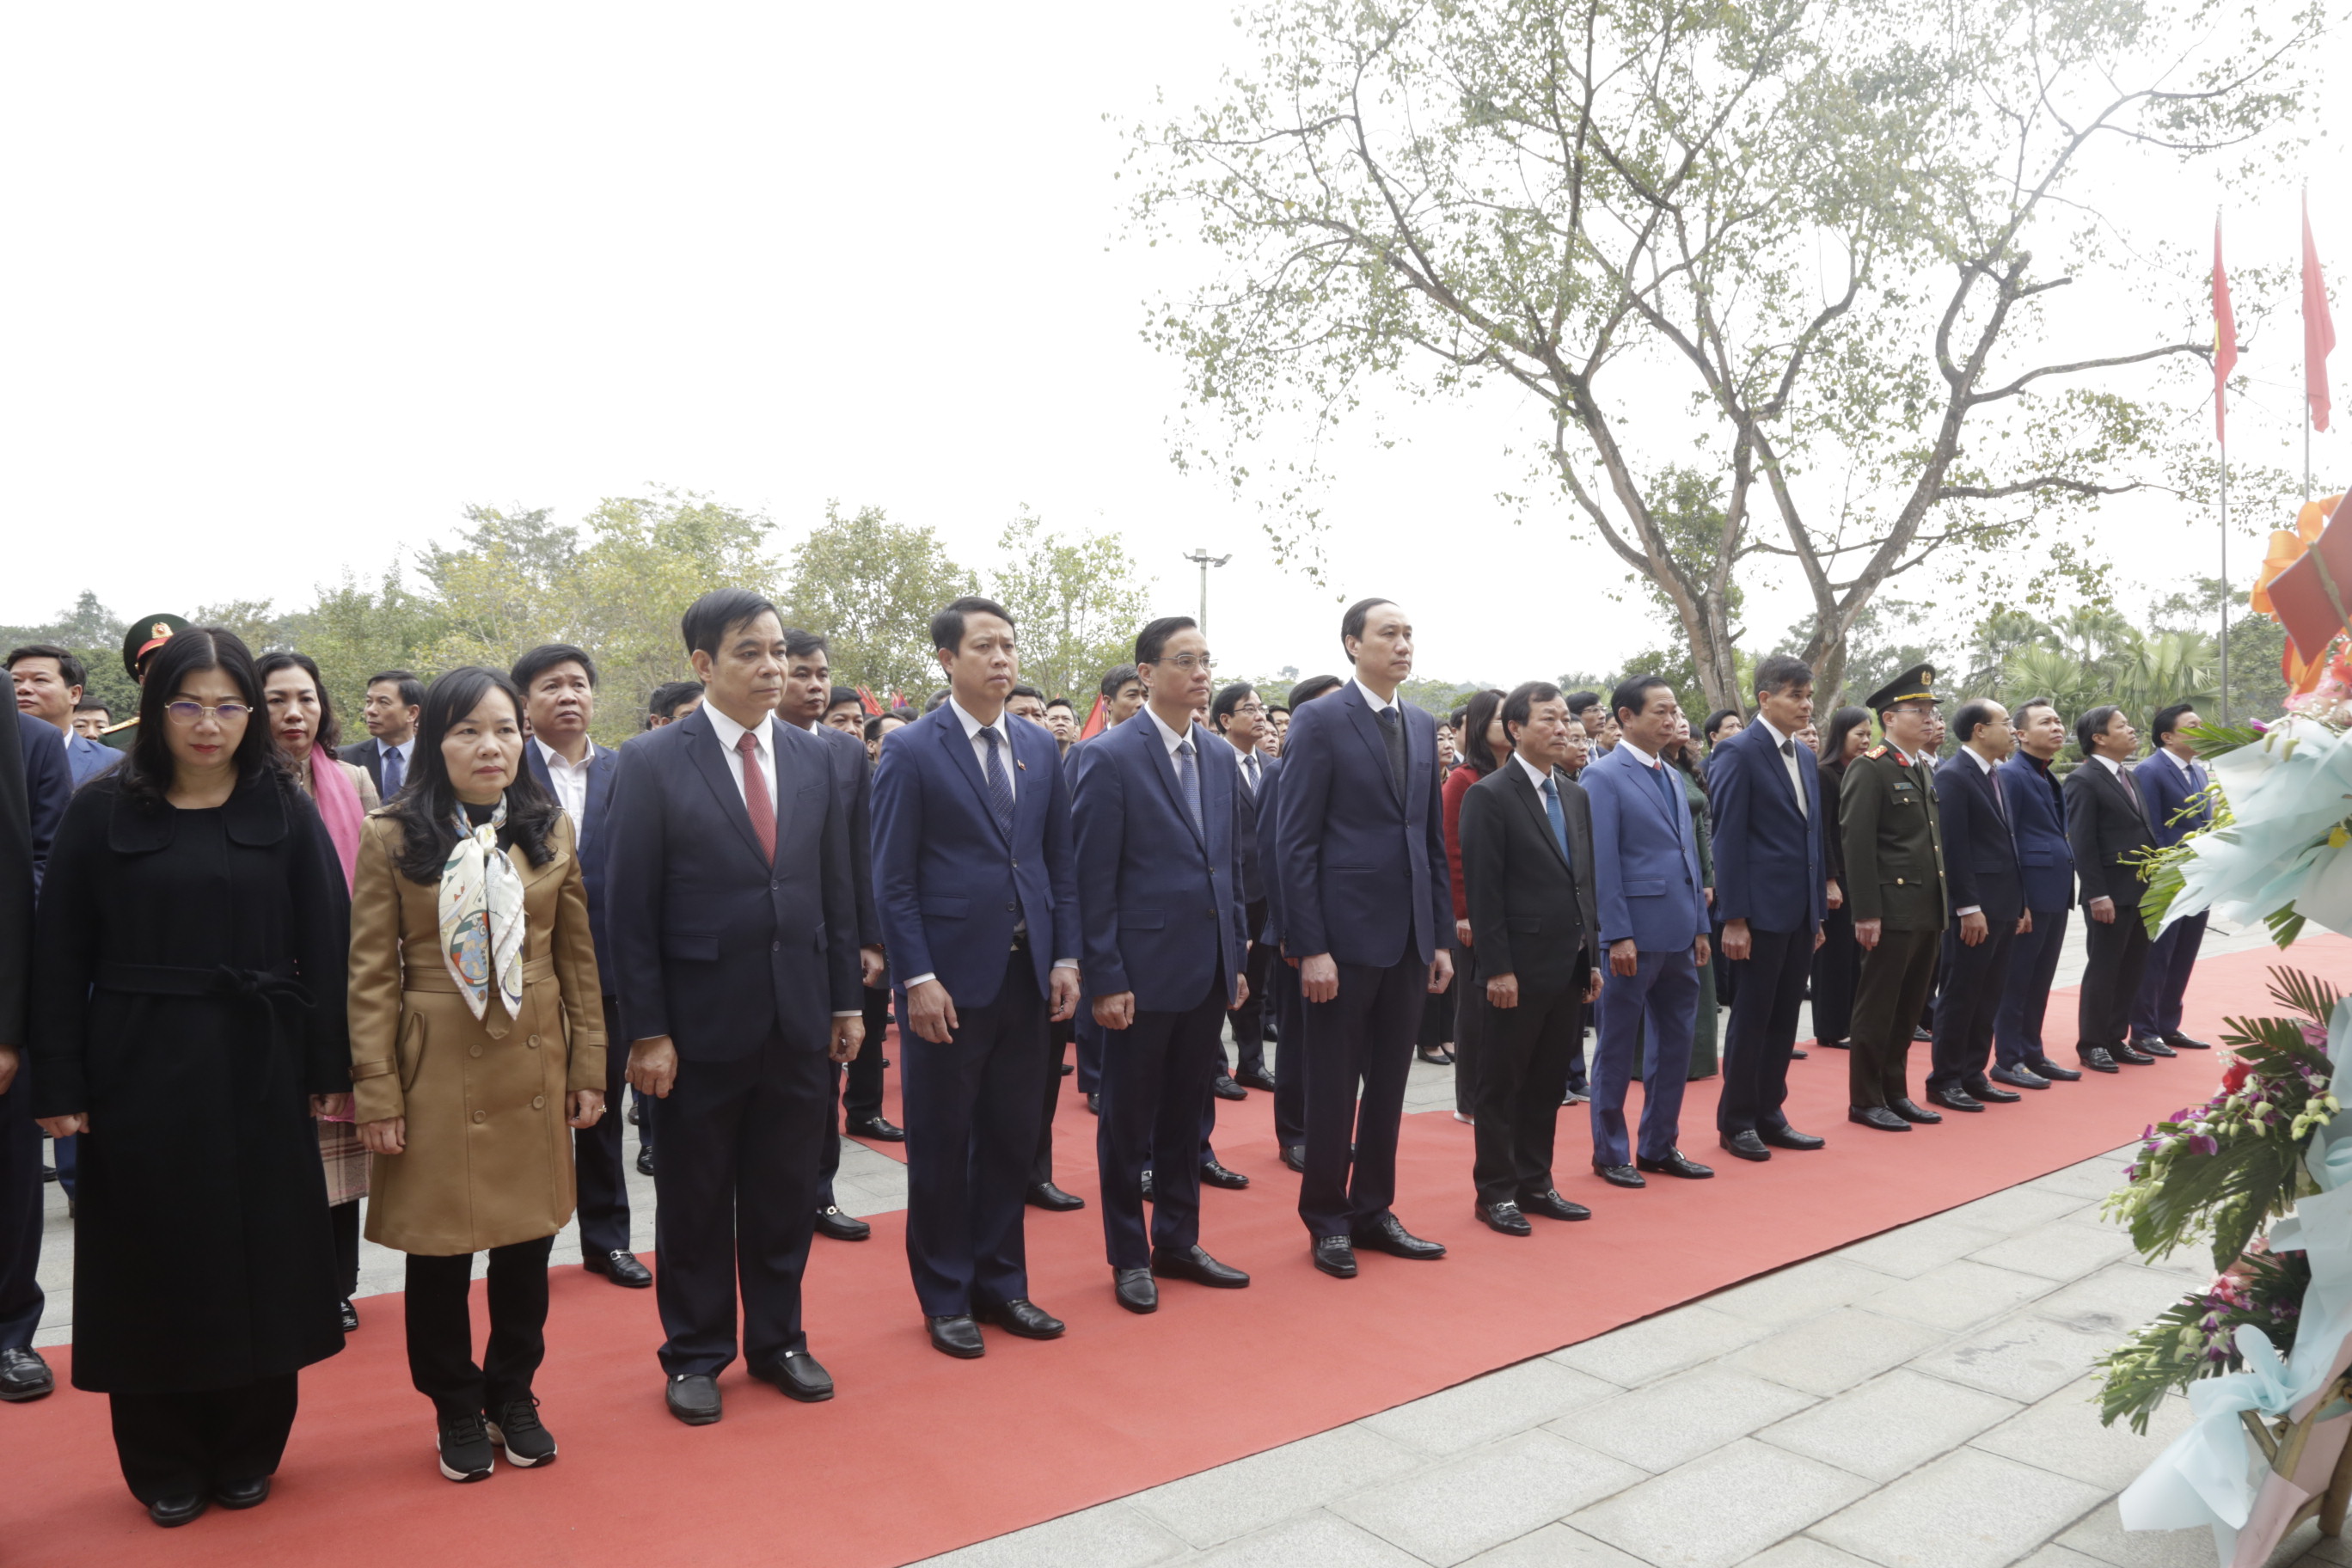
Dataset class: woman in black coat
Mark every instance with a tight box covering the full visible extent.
[29,628,350,1528]
[1809,705,1872,1050]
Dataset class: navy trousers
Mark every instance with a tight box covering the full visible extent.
[1927,920,2018,1093]
[1590,948,1698,1165]
[2132,910,2208,1042]
[1297,941,1424,1239]
[1271,959,1308,1149]
[1099,975,1228,1268]
[1994,906,2068,1068]
[1718,925,1810,1136]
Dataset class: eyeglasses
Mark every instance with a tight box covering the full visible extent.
[163,701,253,726]
[1233,701,1265,715]
[1159,653,1215,672]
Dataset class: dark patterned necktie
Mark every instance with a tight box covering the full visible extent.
[981,726,1015,839]
[1176,738,1204,834]
[1377,707,1406,796]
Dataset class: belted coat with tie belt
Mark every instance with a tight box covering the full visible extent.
[347,810,605,1256]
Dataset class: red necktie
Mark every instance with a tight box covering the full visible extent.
[736,731,775,863]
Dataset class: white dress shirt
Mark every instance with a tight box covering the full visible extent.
[1511,750,1556,793]
[1351,677,1400,717]
[1142,704,1194,757]
[1754,716,1807,818]
[701,701,775,808]
[534,738,598,835]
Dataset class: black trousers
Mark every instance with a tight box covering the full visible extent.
[1227,905,1273,1074]
[573,994,634,1256]
[405,1235,554,1418]
[820,984,897,1208]
[1471,976,1582,1207]
[902,947,1047,1317]
[1074,1012,1105,1096]
[1271,959,1308,1148]
[1810,907,1858,1044]
[1099,975,1228,1268]
[1298,940,1423,1239]
[1453,965,1485,1117]
[1849,927,1939,1109]
[1994,906,2069,1067]
[1719,924,1812,1135]
[651,1031,830,1375]
[1030,1011,1070,1189]
[109,1374,297,1504]
[1417,973,1455,1050]
[0,1078,45,1353]
[1927,918,2018,1093]
[329,1200,361,1300]
[2078,897,2153,1050]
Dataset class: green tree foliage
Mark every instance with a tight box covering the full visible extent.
[279,567,450,724]
[779,503,974,704]
[986,509,1153,702]
[0,590,144,722]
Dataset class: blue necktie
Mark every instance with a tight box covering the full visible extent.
[1655,759,1681,812]
[1176,737,1204,835]
[381,744,405,799]
[981,726,1014,840]
[1541,775,1571,870]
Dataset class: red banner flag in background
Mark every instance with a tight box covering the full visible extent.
[2214,219,2239,446]
[2308,193,2337,433]
[1078,694,1107,740]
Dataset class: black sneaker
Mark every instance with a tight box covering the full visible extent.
[485,1396,557,1468]
[436,1409,497,1482]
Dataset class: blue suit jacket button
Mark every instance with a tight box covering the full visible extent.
[1006,902,1018,912]
[772,940,781,952]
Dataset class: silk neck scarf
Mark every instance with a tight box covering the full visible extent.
[438,800,526,1027]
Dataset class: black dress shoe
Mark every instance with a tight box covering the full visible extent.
[1719,1130,1770,1162]
[665,1374,723,1425]
[977,1299,1065,1339]
[815,1205,872,1241]
[1236,1067,1278,1091]
[1154,1244,1250,1287]
[1353,1214,1447,1259]
[0,1347,52,1401]
[1848,1106,1911,1131]
[1912,1026,1934,1042]
[1927,1087,1984,1112]
[1963,1078,2022,1104]
[1060,1062,1075,1075]
[1889,1098,1942,1124]
[1281,1144,1307,1173]
[1594,1161,1646,1188]
[1200,1159,1250,1190]
[1519,1189,1591,1221]
[1113,1267,1158,1313]
[2076,1047,2120,1074]
[1211,1074,1247,1101]
[148,1494,207,1528]
[928,1316,985,1358]
[2131,1037,2177,1058]
[750,1350,834,1403]
[2027,1056,2082,1081]
[1417,1045,1456,1065]
[339,1297,361,1332]
[2165,1032,2214,1050]
[213,1476,271,1510]
[627,1099,640,1124]
[1086,1093,1100,1115]
[1635,1149,1714,1179]
[585,1248,655,1287]
[635,1146,655,1176]
[40,1165,55,1182]
[1561,1087,1590,1105]
[1791,1047,1810,1059]
[1312,1236,1358,1277]
[1476,1200,1533,1235]
[1026,1181,1086,1212]
[846,1113,905,1142]
[1988,1063,2049,1090]
[1759,1126,1825,1151]
[2113,1042,2156,1065]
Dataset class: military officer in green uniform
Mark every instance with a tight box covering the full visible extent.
[1840,665,1948,1132]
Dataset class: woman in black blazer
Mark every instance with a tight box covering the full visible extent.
[1809,707,1872,1050]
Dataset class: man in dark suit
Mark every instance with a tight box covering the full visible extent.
[1273,601,1453,1277]
[2131,702,2216,1055]
[1069,664,1148,1116]
[1581,676,1713,1185]
[1259,673,1342,1173]
[1841,666,1949,1130]
[1457,683,1598,1234]
[1211,681,1278,1093]
[871,597,1081,1357]
[0,709,68,1401]
[1707,654,1829,1162]
[606,590,865,1424]
[513,644,649,1289]
[1991,699,2082,1089]
[9,645,121,786]
[1925,700,2032,1112]
[2065,704,2162,1072]
[1075,618,1253,1313]
[340,670,422,798]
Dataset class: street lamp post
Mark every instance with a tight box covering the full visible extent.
[1182,548,1232,639]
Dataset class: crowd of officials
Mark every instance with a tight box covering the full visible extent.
[0,593,2214,1527]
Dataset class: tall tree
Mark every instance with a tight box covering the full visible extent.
[779,503,974,701]
[1130,0,2318,706]
[986,509,1154,701]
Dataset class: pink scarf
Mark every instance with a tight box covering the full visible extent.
[310,754,367,893]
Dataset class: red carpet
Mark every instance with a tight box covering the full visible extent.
[8,937,2342,1566]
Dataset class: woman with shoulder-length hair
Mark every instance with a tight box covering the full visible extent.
[347,666,604,1483]
[29,627,352,1528]
[1809,705,1872,1052]
[258,649,379,1332]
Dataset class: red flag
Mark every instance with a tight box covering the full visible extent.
[1078,694,1107,740]
[2214,219,2239,445]
[2308,194,2337,432]
[854,685,881,715]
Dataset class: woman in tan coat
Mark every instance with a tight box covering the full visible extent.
[348,667,604,1484]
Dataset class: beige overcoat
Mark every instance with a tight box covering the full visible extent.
[347,812,605,1255]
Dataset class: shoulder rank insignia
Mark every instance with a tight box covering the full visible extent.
[1863,744,1889,759]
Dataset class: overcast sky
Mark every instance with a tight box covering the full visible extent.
[1,3,2337,688]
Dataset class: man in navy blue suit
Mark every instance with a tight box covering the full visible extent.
[1274,600,1453,1278]
[605,590,865,1425]
[1211,681,1278,1093]
[1990,699,2082,1089]
[871,597,1081,1357]
[1075,617,1253,1314]
[1259,673,1342,1174]
[512,642,651,1291]
[1925,700,2033,1112]
[1707,654,1828,1162]
[1581,675,1713,1188]
[2131,702,2216,1055]
[0,707,68,1402]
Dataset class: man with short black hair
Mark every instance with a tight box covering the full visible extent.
[2066,704,2161,1072]
[1212,682,1277,1093]
[1044,695,1077,758]
[1566,691,1603,739]
[645,680,705,730]
[1924,699,2030,1113]
[343,670,423,797]
[1068,666,1150,1120]
[70,699,110,741]
[1260,676,1343,1171]
[1261,702,1289,758]
[1841,665,1949,1130]
[0,690,69,1402]
[8,644,118,785]
[1099,665,1145,728]
[822,686,866,735]
[2131,702,2215,1055]
[1007,684,1049,727]
[1990,698,2080,1089]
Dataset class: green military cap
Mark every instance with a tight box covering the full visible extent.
[1862,662,1939,713]
[121,614,189,683]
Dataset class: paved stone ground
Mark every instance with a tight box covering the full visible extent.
[30,916,2334,1566]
